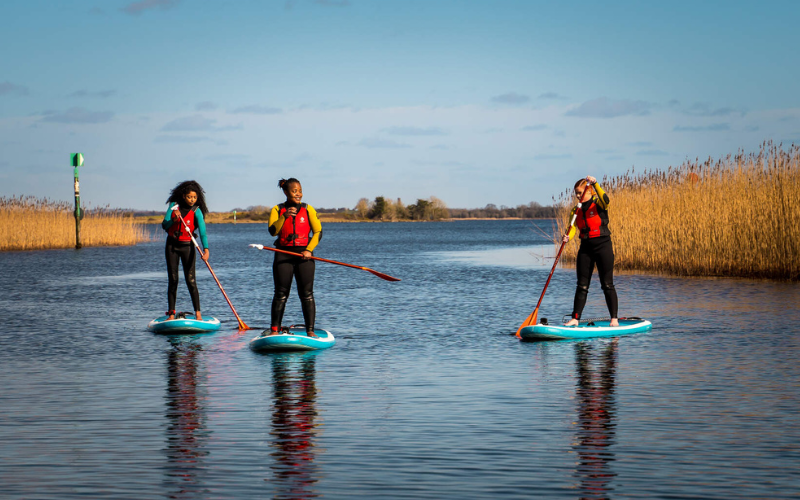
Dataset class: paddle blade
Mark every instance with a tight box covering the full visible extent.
[515,309,538,338]
[366,268,401,282]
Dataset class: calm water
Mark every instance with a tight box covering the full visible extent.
[1,220,798,499]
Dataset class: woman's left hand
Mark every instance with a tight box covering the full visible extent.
[586,175,597,184]
[301,250,312,260]
[202,249,210,261]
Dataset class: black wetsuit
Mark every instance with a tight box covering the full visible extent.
[271,247,316,331]
[573,235,618,320]
[268,202,322,333]
[569,184,618,320]
[162,203,206,314]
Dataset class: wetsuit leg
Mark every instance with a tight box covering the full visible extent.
[177,243,200,312]
[595,238,618,319]
[295,258,316,332]
[165,241,181,312]
[271,252,294,329]
[571,242,596,320]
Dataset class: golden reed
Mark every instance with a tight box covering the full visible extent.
[0,196,153,251]
[555,142,799,281]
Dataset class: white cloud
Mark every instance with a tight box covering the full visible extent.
[122,0,179,15]
[566,97,652,118]
[491,92,530,105]
[40,107,113,124]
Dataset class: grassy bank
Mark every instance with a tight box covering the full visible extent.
[555,142,800,281]
[1,196,153,251]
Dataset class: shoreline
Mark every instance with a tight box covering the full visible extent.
[136,215,553,224]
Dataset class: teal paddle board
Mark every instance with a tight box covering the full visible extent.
[250,326,335,352]
[147,313,221,334]
[519,317,652,341]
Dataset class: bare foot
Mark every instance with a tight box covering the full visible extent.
[168,314,175,320]
[307,331,318,338]
[564,318,579,326]
[610,318,619,327]
[195,311,203,321]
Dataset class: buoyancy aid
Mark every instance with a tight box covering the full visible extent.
[167,206,198,242]
[276,203,311,246]
[575,197,611,239]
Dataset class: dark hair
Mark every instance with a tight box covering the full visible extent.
[278,178,301,192]
[166,180,209,215]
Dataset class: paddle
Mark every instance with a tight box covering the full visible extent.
[515,194,584,338]
[172,206,251,330]
[249,244,401,282]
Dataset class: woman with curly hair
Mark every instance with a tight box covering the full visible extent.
[162,180,210,320]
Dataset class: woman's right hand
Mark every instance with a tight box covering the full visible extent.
[562,234,569,243]
[285,207,298,217]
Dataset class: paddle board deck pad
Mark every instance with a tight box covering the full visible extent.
[250,327,335,352]
[147,313,221,334]
[519,317,652,341]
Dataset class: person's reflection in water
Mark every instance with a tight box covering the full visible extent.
[268,353,320,499]
[163,337,209,499]
[573,340,618,499]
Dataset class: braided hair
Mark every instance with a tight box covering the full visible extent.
[166,180,209,214]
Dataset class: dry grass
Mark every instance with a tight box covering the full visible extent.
[555,142,800,281]
[0,196,153,251]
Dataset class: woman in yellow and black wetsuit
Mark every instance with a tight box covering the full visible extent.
[563,176,619,327]
[267,178,323,337]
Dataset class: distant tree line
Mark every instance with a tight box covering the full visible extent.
[448,202,557,219]
[221,198,556,221]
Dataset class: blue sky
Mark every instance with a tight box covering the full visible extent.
[2,0,799,211]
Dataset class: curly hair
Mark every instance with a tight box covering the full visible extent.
[166,180,209,215]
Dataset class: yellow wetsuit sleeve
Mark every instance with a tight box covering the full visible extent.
[566,206,578,241]
[268,205,285,236]
[305,205,322,252]
[593,182,610,210]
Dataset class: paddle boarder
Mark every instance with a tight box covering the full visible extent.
[563,176,619,327]
[267,178,323,337]
[163,180,210,321]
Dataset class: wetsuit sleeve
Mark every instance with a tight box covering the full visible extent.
[195,210,208,250]
[566,206,578,241]
[268,205,285,236]
[162,202,176,231]
[305,205,323,253]
[593,183,610,209]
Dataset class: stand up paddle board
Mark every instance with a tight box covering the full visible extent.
[249,326,335,352]
[519,317,652,341]
[147,313,221,334]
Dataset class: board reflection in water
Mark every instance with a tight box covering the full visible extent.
[268,353,321,499]
[573,340,618,499]
[162,337,210,498]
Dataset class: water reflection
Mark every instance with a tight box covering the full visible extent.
[268,353,321,499]
[573,341,618,499]
[163,337,210,499]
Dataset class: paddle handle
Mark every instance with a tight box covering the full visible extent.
[174,209,250,330]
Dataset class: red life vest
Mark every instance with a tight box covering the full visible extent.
[276,203,311,247]
[575,198,610,239]
[167,206,198,242]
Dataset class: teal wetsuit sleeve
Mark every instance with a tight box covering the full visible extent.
[162,202,176,231]
[195,210,208,250]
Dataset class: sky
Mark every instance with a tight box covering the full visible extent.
[1,0,799,211]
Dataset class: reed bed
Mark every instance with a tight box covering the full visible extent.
[555,142,800,281]
[0,196,153,251]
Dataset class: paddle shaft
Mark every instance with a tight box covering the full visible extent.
[516,203,581,337]
[174,210,250,330]
[254,245,400,281]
